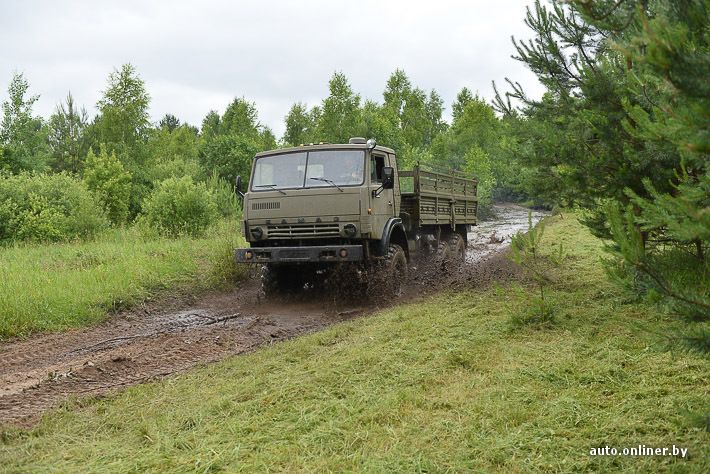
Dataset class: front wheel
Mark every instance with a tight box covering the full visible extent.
[261,264,306,297]
[372,244,408,297]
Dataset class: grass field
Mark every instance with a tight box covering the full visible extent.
[0,220,246,340]
[1,215,708,472]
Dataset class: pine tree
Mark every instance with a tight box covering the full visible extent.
[496,0,709,354]
[48,92,88,173]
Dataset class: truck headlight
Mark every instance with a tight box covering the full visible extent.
[250,226,264,240]
[343,223,357,237]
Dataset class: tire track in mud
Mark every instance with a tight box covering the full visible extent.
[0,204,546,428]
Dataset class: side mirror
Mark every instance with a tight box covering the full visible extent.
[235,175,244,199]
[382,167,395,189]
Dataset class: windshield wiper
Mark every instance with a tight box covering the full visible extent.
[254,184,286,195]
[310,177,343,192]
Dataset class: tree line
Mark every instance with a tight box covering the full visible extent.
[0,64,520,239]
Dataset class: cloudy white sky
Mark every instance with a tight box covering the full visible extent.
[0,0,544,138]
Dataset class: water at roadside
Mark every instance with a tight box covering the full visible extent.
[466,203,549,264]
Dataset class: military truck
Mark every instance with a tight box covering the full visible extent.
[234,137,478,294]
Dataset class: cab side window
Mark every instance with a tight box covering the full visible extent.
[371,155,385,183]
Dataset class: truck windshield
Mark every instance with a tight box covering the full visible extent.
[251,150,364,191]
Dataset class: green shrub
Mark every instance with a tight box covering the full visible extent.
[0,173,108,243]
[205,219,250,287]
[205,171,241,218]
[464,145,495,213]
[508,213,566,327]
[82,146,132,225]
[140,176,219,237]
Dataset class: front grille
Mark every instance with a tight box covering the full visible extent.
[267,223,340,238]
[252,201,280,210]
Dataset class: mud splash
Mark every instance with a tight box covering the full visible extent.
[0,203,546,427]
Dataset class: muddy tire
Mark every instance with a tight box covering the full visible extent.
[323,263,367,298]
[447,233,466,266]
[371,244,407,297]
[261,264,305,297]
[436,239,450,269]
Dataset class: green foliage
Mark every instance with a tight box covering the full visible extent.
[427,93,519,213]
[82,147,132,225]
[0,72,48,173]
[606,204,709,354]
[451,87,474,122]
[200,110,221,139]
[221,98,260,137]
[139,176,219,237]
[509,214,565,326]
[145,125,202,183]
[158,113,180,132]
[283,102,319,146]
[316,72,363,143]
[495,0,679,235]
[199,134,261,184]
[204,219,249,288]
[47,92,89,174]
[276,70,517,213]
[397,144,433,171]
[431,94,500,171]
[0,173,108,243]
[463,146,495,210]
[93,63,150,161]
[495,0,709,354]
[627,172,710,246]
[205,171,241,218]
[381,69,446,150]
[87,64,154,218]
[198,98,273,185]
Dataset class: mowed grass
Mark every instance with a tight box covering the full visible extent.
[1,215,708,472]
[0,220,246,339]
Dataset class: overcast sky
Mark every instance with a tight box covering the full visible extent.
[0,0,544,138]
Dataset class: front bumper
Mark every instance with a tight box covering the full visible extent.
[235,245,364,264]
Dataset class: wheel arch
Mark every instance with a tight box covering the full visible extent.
[378,218,410,261]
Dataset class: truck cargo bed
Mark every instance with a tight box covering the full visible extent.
[400,166,478,228]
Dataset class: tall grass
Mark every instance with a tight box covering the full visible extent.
[0,219,247,339]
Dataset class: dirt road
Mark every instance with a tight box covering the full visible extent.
[0,204,546,427]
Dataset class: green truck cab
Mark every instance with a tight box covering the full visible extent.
[234,138,477,293]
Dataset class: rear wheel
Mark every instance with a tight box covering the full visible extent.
[436,239,450,269]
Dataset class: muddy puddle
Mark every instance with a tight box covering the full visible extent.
[0,203,546,427]
[466,204,549,264]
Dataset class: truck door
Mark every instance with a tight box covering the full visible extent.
[368,152,397,239]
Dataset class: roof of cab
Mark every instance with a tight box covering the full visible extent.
[254,142,396,158]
